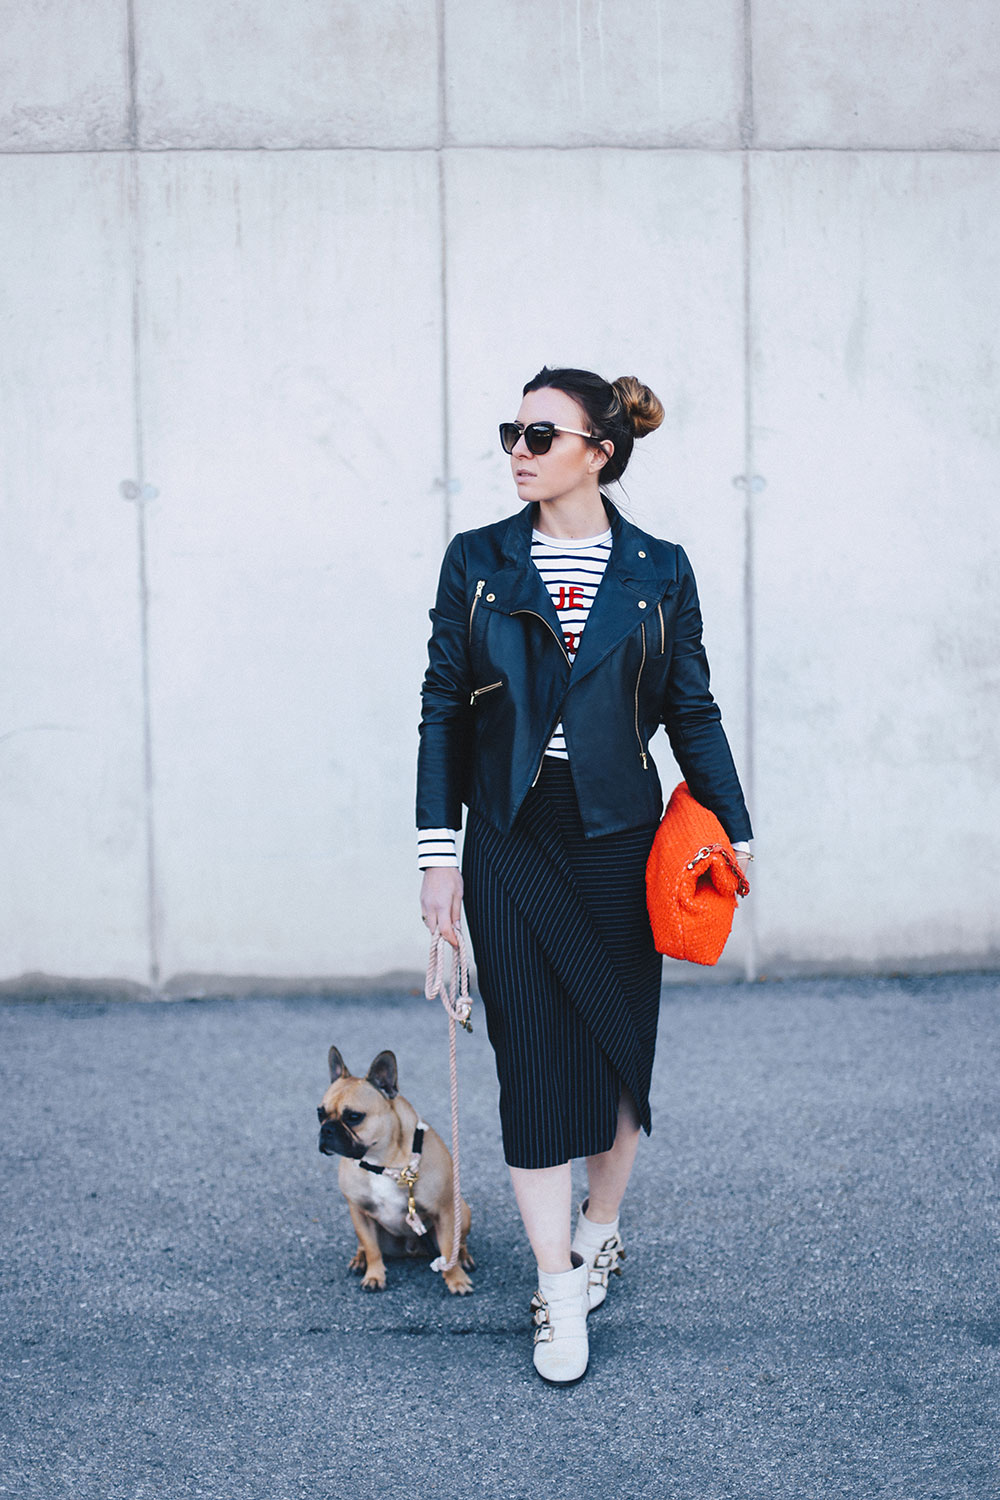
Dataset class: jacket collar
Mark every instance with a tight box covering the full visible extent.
[492,501,674,684]
[497,498,660,572]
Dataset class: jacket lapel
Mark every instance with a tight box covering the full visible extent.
[481,502,675,678]
[566,563,645,684]
[487,504,565,639]
[568,506,675,685]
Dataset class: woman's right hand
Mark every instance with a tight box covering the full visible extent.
[420,867,464,947]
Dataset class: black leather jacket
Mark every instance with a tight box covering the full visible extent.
[417,501,752,844]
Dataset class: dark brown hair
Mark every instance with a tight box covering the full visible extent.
[522,366,664,485]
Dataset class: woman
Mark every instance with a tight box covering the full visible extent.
[417,366,752,1383]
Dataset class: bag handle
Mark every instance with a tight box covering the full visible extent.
[687,843,751,898]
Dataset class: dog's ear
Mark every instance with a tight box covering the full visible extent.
[366,1050,398,1099]
[328,1045,350,1083]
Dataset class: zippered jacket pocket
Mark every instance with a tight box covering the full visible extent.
[468,579,486,642]
[634,622,649,768]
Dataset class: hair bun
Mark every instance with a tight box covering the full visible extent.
[612,376,664,439]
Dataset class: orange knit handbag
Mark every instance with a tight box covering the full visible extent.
[645,781,750,965]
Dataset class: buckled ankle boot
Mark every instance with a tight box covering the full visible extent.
[530,1253,589,1383]
[571,1199,625,1312]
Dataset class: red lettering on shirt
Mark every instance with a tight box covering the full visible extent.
[563,631,580,654]
[556,584,585,612]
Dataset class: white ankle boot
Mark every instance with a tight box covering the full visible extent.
[530,1253,589,1383]
[571,1200,625,1312]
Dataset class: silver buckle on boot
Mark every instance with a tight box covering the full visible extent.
[592,1233,625,1286]
[530,1292,553,1343]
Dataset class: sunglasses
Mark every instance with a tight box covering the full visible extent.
[498,421,601,456]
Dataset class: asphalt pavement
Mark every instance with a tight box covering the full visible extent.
[1,973,998,1500]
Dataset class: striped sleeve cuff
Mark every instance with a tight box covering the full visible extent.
[418,828,460,869]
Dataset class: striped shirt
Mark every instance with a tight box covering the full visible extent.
[530,526,611,758]
[418,526,611,869]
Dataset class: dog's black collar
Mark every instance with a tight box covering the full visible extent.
[359,1123,426,1176]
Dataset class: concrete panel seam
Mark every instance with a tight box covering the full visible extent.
[740,152,758,984]
[737,5,758,981]
[436,0,448,149]
[436,155,454,548]
[436,0,453,546]
[125,152,161,990]
[127,0,158,984]
[126,0,138,149]
[740,0,754,149]
[4,144,1000,158]
[745,143,1000,155]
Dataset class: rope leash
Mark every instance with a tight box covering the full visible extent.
[424,928,472,1275]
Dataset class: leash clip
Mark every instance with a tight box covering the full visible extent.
[405,1203,428,1236]
[398,1162,426,1234]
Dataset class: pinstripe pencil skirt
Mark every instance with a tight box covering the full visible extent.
[462,756,663,1170]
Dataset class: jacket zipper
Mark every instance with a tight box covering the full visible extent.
[470,680,503,705]
[657,601,665,654]
[516,608,572,787]
[511,609,572,666]
[635,622,648,768]
[468,579,485,641]
[530,724,560,788]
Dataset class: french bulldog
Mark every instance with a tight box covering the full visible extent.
[317,1046,473,1295]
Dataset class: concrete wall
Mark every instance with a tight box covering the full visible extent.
[1,1,998,990]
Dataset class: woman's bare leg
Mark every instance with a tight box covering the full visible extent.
[584,1091,641,1222]
[508,1162,574,1273]
[509,1091,641,1269]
